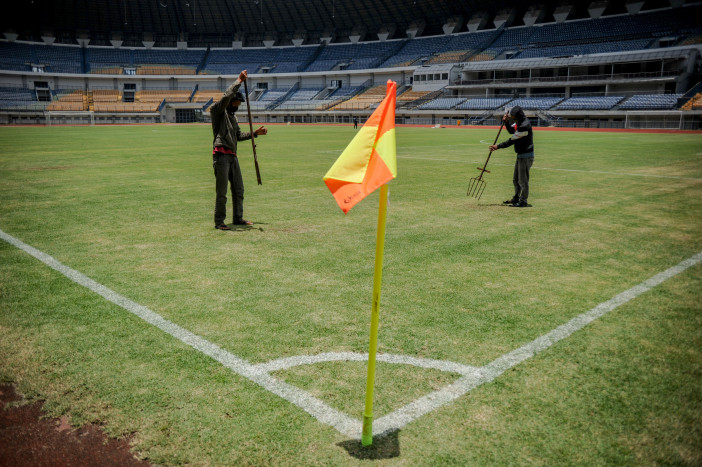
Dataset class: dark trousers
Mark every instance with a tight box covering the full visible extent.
[512,156,534,202]
[213,153,244,225]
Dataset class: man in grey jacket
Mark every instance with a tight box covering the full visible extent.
[211,70,267,230]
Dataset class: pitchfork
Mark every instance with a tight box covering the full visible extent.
[467,119,505,200]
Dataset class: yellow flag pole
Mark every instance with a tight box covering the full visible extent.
[361,183,389,447]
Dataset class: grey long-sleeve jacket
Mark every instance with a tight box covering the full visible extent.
[210,80,253,153]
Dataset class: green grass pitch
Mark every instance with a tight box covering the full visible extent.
[1,123,701,465]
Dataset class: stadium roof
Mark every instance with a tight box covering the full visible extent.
[2,0,633,46]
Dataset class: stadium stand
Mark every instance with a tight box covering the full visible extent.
[204,47,319,75]
[681,94,702,111]
[328,85,366,99]
[619,94,683,110]
[246,87,295,111]
[1,1,701,129]
[132,49,204,66]
[396,89,432,105]
[329,85,387,110]
[479,26,537,60]
[680,34,702,46]
[456,97,514,111]
[555,96,625,110]
[432,30,499,64]
[528,7,702,46]
[192,89,223,104]
[87,47,132,74]
[91,89,121,110]
[0,86,48,111]
[378,36,452,68]
[93,102,158,112]
[274,88,326,110]
[35,45,82,74]
[47,90,86,111]
[417,97,468,110]
[0,42,36,72]
[499,97,564,110]
[515,39,654,59]
[136,90,191,104]
[302,41,406,72]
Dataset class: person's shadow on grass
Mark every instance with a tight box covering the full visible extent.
[337,429,400,460]
[227,222,266,232]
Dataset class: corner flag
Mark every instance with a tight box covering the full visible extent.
[323,80,397,213]
[323,80,398,446]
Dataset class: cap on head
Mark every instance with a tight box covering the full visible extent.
[234,90,245,102]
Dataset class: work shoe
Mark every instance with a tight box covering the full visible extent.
[214,223,231,230]
[233,219,253,226]
[511,200,532,208]
[503,198,517,205]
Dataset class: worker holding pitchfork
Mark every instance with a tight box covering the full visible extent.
[211,70,267,230]
[489,105,534,208]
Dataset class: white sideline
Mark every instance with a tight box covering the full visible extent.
[2,228,700,439]
[373,250,702,435]
[0,228,359,438]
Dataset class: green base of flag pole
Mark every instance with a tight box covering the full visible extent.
[361,415,373,446]
[361,184,389,448]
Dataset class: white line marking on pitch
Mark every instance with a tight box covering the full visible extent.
[0,228,359,438]
[1,228,700,439]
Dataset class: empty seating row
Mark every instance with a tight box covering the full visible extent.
[0,85,46,111]
[270,87,327,110]
[330,85,387,110]
[619,94,683,110]
[515,39,653,60]
[136,90,191,103]
[304,41,405,72]
[500,97,563,110]
[192,89,223,103]
[417,97,467,110]
[680,93,702,110]
[555,96,625,110]
[93,103,158,112]
[204,47,318,74]
[0,86,36,101]
[456,97,513,110]
[379,36,452,68]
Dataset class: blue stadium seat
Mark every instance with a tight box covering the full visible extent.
[456,97,514,110]
[417,97,467,110]
[0,86,48,111]
[555,96,625,110]
[504,97,564,110]
[619,94,683,110]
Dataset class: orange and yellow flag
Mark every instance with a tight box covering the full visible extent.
[324,80,397,213]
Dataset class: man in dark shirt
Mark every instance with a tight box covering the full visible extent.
[210,70,267,230]
[489,105,534,208]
